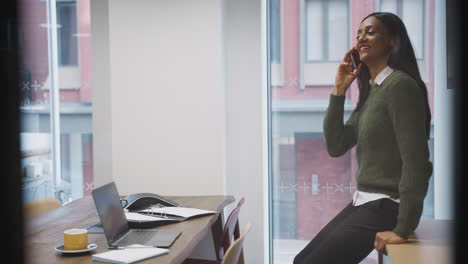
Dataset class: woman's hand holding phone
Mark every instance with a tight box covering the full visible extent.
[333,47,362,96]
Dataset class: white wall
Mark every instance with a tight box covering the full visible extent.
[92,0,267,263]
[92,0,226,196]
[223,0,266,263]
[91,0,113,189]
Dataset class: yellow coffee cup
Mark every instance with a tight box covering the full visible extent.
[64,228,88,250]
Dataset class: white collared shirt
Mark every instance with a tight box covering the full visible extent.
[353,65,400,207]
[353,190,400,206]
[369,66,394,86]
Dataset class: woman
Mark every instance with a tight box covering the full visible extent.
[293,12,433,264]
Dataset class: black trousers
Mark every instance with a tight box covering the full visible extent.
[293,198,399,264]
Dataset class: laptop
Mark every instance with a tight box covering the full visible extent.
[92,182,181,249]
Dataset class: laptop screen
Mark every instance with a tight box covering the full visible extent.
[92,182,129,245]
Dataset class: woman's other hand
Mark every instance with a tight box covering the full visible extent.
[374,231,407,255]
[333,47,362,96]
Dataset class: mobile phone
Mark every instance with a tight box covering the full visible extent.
[349,49,360,69]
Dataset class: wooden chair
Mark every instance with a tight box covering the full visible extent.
[219,197,245,260]
[184,197,246,264]
[219,222,252,264]
[23,197,61,219]
[184,221,252,264]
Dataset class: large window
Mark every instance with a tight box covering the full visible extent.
[19,0,93,204]
[269,1,437,263]
[57,1,78,66]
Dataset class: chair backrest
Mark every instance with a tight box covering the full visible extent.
[23,198,61,219]
[220,222,252,264]
[219,197,245,259]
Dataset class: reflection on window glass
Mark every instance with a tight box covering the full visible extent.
[381,0,398,13]
[401,0,424,59]
[19,0,94,204]
[270,0,281,63]
[57,2,78,66]
[306,0,324,60]
[306,0,348,61]
[380,0,425,59]
[327,0,348,60]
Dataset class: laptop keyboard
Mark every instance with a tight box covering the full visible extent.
[118,230,158,245]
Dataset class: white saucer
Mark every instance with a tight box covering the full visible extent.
[55,243,97,254]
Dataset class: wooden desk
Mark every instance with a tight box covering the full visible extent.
[25,195,235,264]
[380,219,454,264]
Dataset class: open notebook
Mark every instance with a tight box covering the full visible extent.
[92,244,169,264]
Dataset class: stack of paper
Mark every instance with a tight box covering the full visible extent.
[92,244,169,264]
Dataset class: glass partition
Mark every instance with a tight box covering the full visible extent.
[19,0,94,204]
[268,1,437,263]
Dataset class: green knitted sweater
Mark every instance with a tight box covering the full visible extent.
[323,70,433,239]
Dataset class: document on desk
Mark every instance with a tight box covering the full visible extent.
[92,244,169,264]
[125,212,170,222]
[138,207,216,219]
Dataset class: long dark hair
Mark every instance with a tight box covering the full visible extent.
[355,12,431,139]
